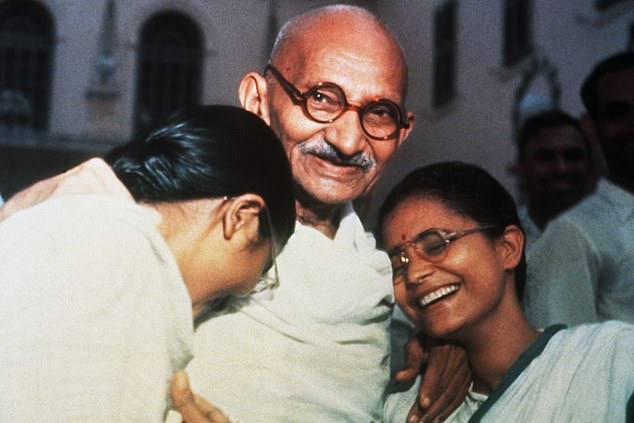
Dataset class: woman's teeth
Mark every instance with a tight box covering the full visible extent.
[419,284,459,307]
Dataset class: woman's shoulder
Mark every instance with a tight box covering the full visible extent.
[1,194,166,265]
[557,321,634,344]
[546,321,634,375]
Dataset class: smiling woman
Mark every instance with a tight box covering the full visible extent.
[379,161,634,423]
[0,105,295,422]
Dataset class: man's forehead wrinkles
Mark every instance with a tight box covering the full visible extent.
[289,64,405,105]
[280,30,406,101]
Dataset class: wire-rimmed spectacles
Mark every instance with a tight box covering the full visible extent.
[265,64,409,141]
[387,226,497,279]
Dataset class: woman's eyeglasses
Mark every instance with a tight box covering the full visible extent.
[387,226,497,279]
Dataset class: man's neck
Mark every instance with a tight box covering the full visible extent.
[295,200,345,239]
[526,205,550,231]
[527,202,564,230]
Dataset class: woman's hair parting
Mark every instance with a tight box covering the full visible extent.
[378,161,526,299]
[106,105,295,247]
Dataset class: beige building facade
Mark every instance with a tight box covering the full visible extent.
[1,0,632,223]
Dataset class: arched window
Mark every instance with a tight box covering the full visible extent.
[134,11,203,137]
[503,0,533,67]
[0,0,54,131]
[432,0,457,108]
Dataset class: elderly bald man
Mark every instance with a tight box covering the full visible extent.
[178,6,467,422]
[1,5,468,423]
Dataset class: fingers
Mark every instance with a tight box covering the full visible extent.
[395,335,428,383]
[407,403,426,423]
[170,371,232,423]
[407,343,471,423]
[411,357,471,422]
[416,344,451,409]
[191,394,232,423]
[170,371,195,410]
[429,369,471,422]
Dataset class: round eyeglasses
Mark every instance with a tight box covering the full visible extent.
[387,226,497,280]
[265,64,409,141]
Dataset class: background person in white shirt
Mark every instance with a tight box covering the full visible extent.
[514,109,595,254]
[524,51,634,327]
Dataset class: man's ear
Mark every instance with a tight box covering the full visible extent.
[396,112,416,148]
[221,193,266,242]
[498,225,524,270]
[238,72,271,125]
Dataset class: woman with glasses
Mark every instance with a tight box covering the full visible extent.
[379,161,634,422]
[0,105,295,422]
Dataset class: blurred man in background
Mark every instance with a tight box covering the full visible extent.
[515,109,595,252]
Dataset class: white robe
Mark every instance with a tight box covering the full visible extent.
[0,195,194,422]
[385,322,634,422]
[169,204,394,422]
[524,179,634,326]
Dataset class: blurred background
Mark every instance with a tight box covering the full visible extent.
[0,0,632,223]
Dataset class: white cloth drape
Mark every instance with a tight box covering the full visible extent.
[171,204,395,422]
[0,195,194,422]
[385,322,634,422]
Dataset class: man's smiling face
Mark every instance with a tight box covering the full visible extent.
[265,15,412,207]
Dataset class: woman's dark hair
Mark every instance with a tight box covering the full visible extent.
[378,161,526,300]
[106,105,295,248]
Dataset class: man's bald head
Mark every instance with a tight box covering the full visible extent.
[239,5,414,219]
[269,5,409,99]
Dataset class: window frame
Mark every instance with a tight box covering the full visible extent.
[133,10,203,137]
[432,0,458,108]
[502,0,533,68]
[0,0,55,132]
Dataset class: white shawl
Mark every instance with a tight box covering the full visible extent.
[171,205,394,422]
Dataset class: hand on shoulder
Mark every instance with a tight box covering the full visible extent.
[0,157,132,222]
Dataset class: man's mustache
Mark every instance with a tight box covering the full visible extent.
[298,139,375,171]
